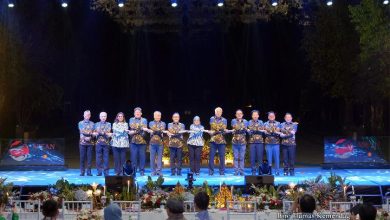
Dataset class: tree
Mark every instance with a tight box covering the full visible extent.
[0,23,63,137]
[303,0,360,130]
[349,0,390,134]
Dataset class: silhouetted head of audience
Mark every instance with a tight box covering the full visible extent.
[42,200,59,219]
[166,198,185,218]
[104,203,122,220]
[298,194,316,213]
[358,203,377,220]
[194,191,210,211]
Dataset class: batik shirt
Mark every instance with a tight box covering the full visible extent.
[94,121,111,145]
[280,122,298,146]
[264,120,281,144]
[168,122,185,148]
[209,116,227,144]
[149,120,166,146]
[111,122,129,148]
[187,124,205,147]
[248,119,264,144]
[78,120,94,145]
[231,119,249,145]
[129,117,148,145]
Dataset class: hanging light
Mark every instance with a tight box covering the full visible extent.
[117,0,125,7]
[8,0,15,8]
[171,0,178,7]
[61,0,68,8]
[271,0,278,6]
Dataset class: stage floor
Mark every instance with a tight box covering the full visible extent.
[1,167,390,187]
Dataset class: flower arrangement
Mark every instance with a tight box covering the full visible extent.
[29,191,56,202]
[76,209,102,220]
[144,176,164,192]
[250,185,282,210]
[168,182,194,202]
[0,178,15,208]
[280,172,351,210]
[141,190,169,209]
[378,211,389,220]
[215,183,232,209]
[191,181,215,205]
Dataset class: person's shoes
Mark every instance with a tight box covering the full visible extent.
[177,170,182,176]
[171,171,176,176]
[195,173,200,176]
[80,173,85,176]
[97,173,103,176]
[234,172,239,176]
[87,173,93,176]
[239,171,245,176]
[209,171,214,176]
[275,172,280,176]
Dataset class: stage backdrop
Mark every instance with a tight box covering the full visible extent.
[0,139,65,170]
[324,136,389,164]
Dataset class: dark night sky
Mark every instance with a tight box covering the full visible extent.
[0,0,345,138]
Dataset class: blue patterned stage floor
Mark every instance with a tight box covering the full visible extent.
[1,167,390,187]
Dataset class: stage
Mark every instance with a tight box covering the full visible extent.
[1,167,390,187]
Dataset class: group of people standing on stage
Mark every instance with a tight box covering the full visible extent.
[78,107,298,177]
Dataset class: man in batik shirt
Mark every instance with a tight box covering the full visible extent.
[128,107,148,176]
[264,111,281,175]
[147,111,166,176]
[206,107,228,176]
[78,110,94,176]
[279,113,298,176]
[166,113,186,176]
[93,112,111,176]
[231,109,249,176]
[247,110,265,175]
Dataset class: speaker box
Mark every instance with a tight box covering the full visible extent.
[105,176,135,193]
[244,175,274,194]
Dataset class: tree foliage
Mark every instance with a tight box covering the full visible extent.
[0,23,63,133]
[303,0,360,101]
[349,0,390,101]
[91,0,303,33]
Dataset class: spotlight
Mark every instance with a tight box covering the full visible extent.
[171,0,178,7]
[326,0,333,6]
[384,0,389,4]
[217,0,224,7]
[271,0,278,6]
[117,0,125,7]
[8,0,14,8]
[61,0,68,8]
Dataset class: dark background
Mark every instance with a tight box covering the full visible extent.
[0,0,388,166]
